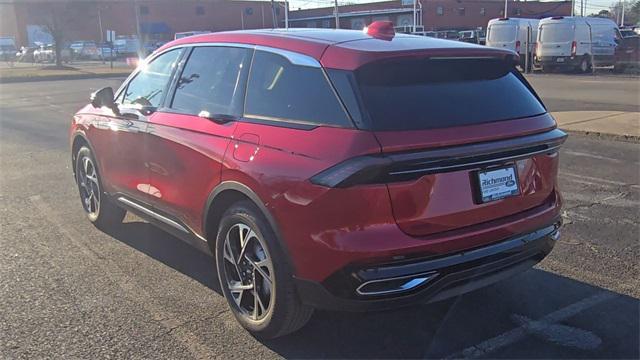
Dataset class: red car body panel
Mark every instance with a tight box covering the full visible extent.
[71,28,564,302]
[145,112,238,234]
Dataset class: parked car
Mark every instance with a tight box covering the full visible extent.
[34,44,72,63]
[174,31,210,40]
[435,30,460,40]
[70,23,566,339]
[614,35,639,72]
[70,41,100,60]
[535,16,619,73]
[0,36,17,62]
[458,29,485,44]
[114,36,141,57]
[487,18,540,71]
[15,46,37,63]
[97,43,117,61]
[619,27,637,38]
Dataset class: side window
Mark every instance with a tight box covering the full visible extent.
[171,46,252,117]
[122,49,182,108]
[244,50,351,127]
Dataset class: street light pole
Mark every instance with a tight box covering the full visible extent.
[285,0,289,29]
[413,0,417,33]
[621,0,625,26]
[571,0,575,16]
[504,0,508,17]
[334,0,339,29]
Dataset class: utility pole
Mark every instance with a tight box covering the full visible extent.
[413,0,417,33]
[571,0,575,16]
[334,0,339,29]
[133,0,142,55]
[270,0,277,28]
[621,0,625,26]
[98,7,104,43]
[504,0,508,17]
[285,0,289,29]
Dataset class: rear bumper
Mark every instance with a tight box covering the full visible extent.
[535,56,581,68]
[295,221,561,311]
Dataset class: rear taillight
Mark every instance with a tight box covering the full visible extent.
[571,41,577,57]
[515,40,521,53]
[309,156,391,188]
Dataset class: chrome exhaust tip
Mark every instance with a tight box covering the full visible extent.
[356,272,437,296]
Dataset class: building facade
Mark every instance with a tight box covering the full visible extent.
[0,0,285,47]
[289,0,573,31]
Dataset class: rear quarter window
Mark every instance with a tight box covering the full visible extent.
[244,50,351,127]
[352,57,546,131]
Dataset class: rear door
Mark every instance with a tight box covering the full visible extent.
[487,23,518,52]
[351,57,559,237]
[539,22,574,57]
[145,45,252,233]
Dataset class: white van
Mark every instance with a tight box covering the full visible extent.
[174,31,210,40]
[486,18,539,70]
[535,16,620,73]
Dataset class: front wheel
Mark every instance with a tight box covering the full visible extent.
[215,201,313,339]
[75,146,126,229]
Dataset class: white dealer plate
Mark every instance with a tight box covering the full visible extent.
[477,166,520,203]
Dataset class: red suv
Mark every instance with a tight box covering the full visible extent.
[70,23,566,338]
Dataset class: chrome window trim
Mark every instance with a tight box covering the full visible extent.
[254,45,321,68]
[116,42,321,100]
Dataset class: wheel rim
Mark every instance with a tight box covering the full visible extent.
[77,155,100,216]
[581,59,588,72]
[222,223,273,321]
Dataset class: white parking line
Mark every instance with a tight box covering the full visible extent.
[563,150,623,163]
[443,292,617,359]
[561,171,640,189]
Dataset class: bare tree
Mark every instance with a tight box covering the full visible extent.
[32,3,74,67]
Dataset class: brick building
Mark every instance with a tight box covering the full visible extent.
[289,0,573,31]
[0,0,285,47]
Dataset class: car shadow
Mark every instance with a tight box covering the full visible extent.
[104,220,639,359]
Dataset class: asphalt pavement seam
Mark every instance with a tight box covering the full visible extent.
[28,194,221,360]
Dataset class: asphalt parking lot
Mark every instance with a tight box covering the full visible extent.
[0,74,638,358]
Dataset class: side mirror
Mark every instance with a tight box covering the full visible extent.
[90,87,114,108]
[90,87,119,115]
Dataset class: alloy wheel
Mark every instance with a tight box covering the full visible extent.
[77,155,100,216]
[222,223,274,321]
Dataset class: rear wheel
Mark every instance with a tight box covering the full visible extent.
[578,57,591,73]
[75,146,126,229]
[215,201,313,339]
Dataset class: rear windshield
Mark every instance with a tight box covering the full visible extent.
[344,57,545,131]
[488,24,517,42]
[540,24,574,42]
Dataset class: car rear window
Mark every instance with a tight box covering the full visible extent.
[244,50,351,127]
[540,24,574,42]
[488,24,517,42]
[349,57,545,131]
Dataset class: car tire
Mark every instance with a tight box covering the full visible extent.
[578,57,591,73]
[215,200,313,339]
[75,146,126,230]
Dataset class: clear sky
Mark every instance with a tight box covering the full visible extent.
[286,0,618,14]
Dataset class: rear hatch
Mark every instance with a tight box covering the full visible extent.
[487,23,518,52]
[328,56,562,237]
[539,23,574,57]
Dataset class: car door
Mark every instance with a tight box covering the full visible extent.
[145,45,253,234]
[96,48,184,204]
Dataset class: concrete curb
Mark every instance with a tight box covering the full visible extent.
[560,129,640,143]
[0,71,130,84]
